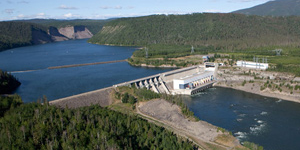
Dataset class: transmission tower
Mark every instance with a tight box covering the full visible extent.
[191,46,194,54]
[145,47,148,58]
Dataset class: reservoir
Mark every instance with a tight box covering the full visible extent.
[0,39,299,150]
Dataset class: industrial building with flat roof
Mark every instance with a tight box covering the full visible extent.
[237,61,269,70]
[173,71,214,90]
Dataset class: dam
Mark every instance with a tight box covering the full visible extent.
[50,62,218,108]
[115,62,218,95]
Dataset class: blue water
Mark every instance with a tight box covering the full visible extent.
[1,39,300,150]
[0,39,172,102]
[184,88,300,150]
[0,39,136,72]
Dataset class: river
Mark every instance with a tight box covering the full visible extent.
[0,39,299,150]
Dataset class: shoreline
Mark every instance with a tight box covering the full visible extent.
[128,61,300,104]
[215,82,300,103]
[127,61,179,68]
[137,99,242,149]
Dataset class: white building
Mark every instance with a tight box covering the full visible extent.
[237,61,268,70]
[173,71,214,90]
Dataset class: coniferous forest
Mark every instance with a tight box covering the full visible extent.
[0,97,197,150]
[0,22,49,52]
[0,69,21,94]
[89,13,300,50]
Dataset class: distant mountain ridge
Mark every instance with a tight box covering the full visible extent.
[233,0,300,16]
[0,19,109,51]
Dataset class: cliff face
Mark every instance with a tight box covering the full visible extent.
[48,26,68,41]
[54,26,93,41]
[74,26,93,39]
[32,25,93,43]
[0,21,95,52]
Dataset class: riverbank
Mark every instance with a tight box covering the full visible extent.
[137,99,243,149]
[215,83,300,103]
[127,55,203,68]
[216,67,300,103]
[107,86,250,149]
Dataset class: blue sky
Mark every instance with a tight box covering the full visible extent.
[0,0,270,21]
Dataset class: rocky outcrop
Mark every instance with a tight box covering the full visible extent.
[32,25,94,44]
[0,21,95,52]
[58,26,75,39]
[47,25,93,42]
[48,26,69,41]
[54,26,93,41]
[74,26,93,39]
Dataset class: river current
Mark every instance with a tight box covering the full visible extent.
[0,39,299,150]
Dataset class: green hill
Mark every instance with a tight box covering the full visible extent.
[89,13,300,51]
[0,21,52,52]
[0,69,21,94]
[233,0,300,16]
[0,19,111,51]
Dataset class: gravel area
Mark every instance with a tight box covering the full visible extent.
[138,99,221,142]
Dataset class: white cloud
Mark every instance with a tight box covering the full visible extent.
[63,13,80,18]
[11,13,49,20]
[64,13,73,18]
[36,13,45,18]
[114,5,122,9]
[91,13,144,19]
[152,10,190,15]
[17,14,25,18]
[58,5,78,10]
[4,9,14,14]
[204,9,222,13]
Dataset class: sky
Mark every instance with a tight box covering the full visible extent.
[0,0,271,21]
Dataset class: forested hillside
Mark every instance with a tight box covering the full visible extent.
[0,21,51,51]
[89,13,300,51]
[233,0,300,16]
[0,69,21,94]
[20,19,110,35]
[0,99,197,149]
